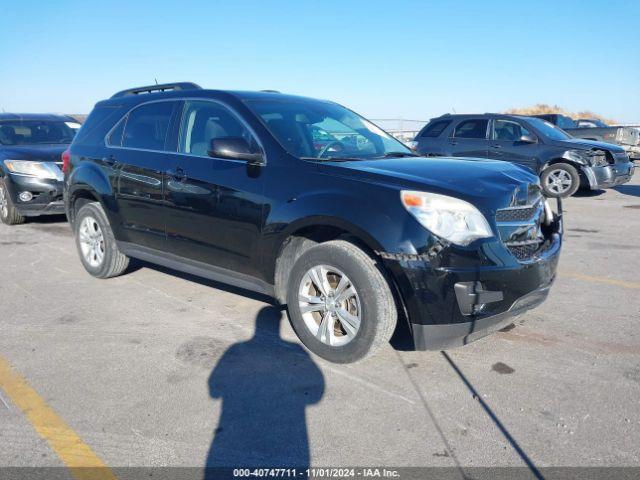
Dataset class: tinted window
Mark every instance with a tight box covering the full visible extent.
[420,120,451,138]
[178,100,259,156]
[107,118,126,147]
[122,101,175,150]
[492,120,532,141]
[453,119,488,139]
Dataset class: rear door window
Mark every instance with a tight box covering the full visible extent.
[420,120,451,138]
[122,101,177,151]
[453,119,489,139]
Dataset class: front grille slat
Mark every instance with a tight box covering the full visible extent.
[495,205,537,222]
[496,199,546,262]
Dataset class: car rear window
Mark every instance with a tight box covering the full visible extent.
[453,119,489,139]
[420,120,451,138]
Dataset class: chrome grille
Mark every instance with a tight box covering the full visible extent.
[495,204,538,222]
[496,200,545,262]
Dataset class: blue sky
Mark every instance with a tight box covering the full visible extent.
[1,0,638,122]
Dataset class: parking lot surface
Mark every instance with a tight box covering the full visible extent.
[1,176,639,476]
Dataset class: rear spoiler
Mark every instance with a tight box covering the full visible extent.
[111,82,201,99]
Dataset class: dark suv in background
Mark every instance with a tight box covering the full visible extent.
[413,114,634,197]
[0,113,80,224]
[64,83,562,363]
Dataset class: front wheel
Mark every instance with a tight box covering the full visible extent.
[541,163,580,198]
[0,179,25,225]
[286,240,397,363]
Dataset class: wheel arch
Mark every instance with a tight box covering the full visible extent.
[271,217,411,342]
[66,162,115,226]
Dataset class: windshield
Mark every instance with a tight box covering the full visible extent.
[246,98,412,160]
[526,117,572,141]
[0,120,80,146]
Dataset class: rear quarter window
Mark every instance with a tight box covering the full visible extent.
[73,105,124,147]
[419,120,451,138]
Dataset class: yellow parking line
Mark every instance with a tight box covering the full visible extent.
[0,355,116,480]
[563,272,640,290]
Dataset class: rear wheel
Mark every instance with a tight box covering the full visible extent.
[286,240,397,363]
[0,179,25,225]
[74,202,129,278]
[541,163,580,198]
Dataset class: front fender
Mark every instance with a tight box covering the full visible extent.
[261,187,411,281]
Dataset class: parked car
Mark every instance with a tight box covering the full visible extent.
[0,113,80,225]
[65,83,562,363]
[534,114,640,160]
[413,113,635,197]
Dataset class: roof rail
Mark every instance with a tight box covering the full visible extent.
[111,82,202,99]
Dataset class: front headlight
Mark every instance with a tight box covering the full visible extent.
[3,160,62,180]
[400,191,493,246]
[564,149,608,167]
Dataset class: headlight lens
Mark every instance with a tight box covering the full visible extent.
[400,191,493,246]
[3,160,62,180]
[564,149,609,167]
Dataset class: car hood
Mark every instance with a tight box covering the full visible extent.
[0,144,67,162]
[319,156,542,213]
[550,137,625,153]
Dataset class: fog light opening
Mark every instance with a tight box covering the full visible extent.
[18,191,33,202]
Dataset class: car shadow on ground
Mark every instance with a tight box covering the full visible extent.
[613,184,640,198]
[573,188,606,198]
[204,306,324,478]
[24,214,68,224]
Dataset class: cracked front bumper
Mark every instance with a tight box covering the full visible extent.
[382,212,562,351]
[582,162,635,190]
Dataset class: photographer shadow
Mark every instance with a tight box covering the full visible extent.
[205,306,324,477]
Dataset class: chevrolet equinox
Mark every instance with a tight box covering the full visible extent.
[64,83,563,363]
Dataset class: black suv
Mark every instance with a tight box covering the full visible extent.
[64,83,562,363]
[0,113,80,224]
[413,113,635,197]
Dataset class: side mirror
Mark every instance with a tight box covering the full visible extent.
[208,137,264,164]
[519,134,537,144]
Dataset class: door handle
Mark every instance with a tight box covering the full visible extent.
[490,144,502,149]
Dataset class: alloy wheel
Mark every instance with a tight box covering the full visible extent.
[79,216,105,268]
[298,265,361,347]
[545,169,573,195]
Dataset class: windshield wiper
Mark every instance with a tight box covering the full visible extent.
[379,151,420,158]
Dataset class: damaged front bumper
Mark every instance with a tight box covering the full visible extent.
[582,161,635,190]
[381,203,562,351]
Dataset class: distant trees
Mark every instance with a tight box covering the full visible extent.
[505,104,616,124]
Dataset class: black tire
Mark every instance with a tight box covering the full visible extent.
[0,179,26,225]
[540,163,580,198]
[74,202,129,278]
[286,240,397,363]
